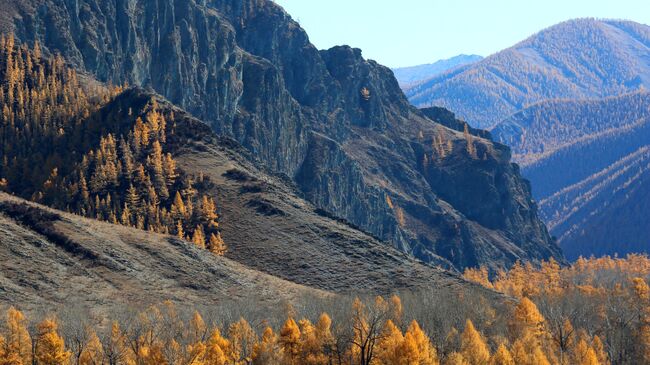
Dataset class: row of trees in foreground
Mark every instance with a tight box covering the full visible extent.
[1,255,648,365]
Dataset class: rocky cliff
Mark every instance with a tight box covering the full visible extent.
[0,0,563,270]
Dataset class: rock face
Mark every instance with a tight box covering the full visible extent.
[0,0,564,270]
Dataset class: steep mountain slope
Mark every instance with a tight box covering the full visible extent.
[540,147,650,259]
[392,54,483,88]
[491,92,650,258]
[0,0,562,270]
[0,87,501,310]
[406,19,650,128]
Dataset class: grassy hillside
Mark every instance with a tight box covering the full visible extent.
[0,193,328,311]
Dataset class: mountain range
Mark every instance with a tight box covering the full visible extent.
[492,91,650,259]
[398,18,650,259]
[0,0,563,309]
[405,19,650,129]
[392,54,483,88]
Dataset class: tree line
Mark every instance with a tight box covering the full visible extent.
[0,255,647,364]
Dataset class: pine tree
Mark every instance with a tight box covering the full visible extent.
[149,140,169,200]
[376,320,404,364]
[253,327,283,365]
[201,195,219,226]
[568,338,601,365]
[280,318,301,365]
[192,225,206,249]
[406,320,438,365]
[4,307,32,365]
[460,319,490,365]
[79,329,104,365]
[176,220,185,240]
[171,191,187,220]
[446,352,469,365]
[399,332,421,365]
[229,318,257,365]
[209,233,227,256]
[35,319,71,365]
[204,329,230,365]
[489,344,514,365]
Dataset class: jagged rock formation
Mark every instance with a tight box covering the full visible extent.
[0,0,563,270]
[406,19,650,129]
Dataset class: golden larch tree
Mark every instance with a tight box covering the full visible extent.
[460,319,490,365]
[279,318,301,365]
[34,319,71,365]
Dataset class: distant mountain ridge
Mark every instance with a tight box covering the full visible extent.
[406,18,650,128]
[493,91,650,167]
[492,91,650,258]
[392,54,483,88]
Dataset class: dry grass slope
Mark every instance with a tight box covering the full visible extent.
[0,193,329,312]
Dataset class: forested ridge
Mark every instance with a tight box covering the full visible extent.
[492,91,650,167]
[0,34,225,254]
[490,91,650,258]
[406,19,650,129]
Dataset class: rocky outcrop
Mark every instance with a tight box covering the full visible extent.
[0,0,564,270]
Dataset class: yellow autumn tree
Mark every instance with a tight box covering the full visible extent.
[399,332,422,365]
[229,318,257,364]
[34,319,71,365]
[253,326,283,365]
[512,297,546,339]
[570,339,600,365]
[192,225,206,249]
[510,297,553,365]
[460,320,490,365]
[103,321,132,365]
[204,328,230,365]
[79,329,104,365]
[279,318,301,365]
[315,313,335,361]
[4,307,32,365]
[375,320,404,364]
[209,233,227,256]
[463,267,494,289]
[406,320,438,365]
[489,344,514,365]
[445,352,469,365]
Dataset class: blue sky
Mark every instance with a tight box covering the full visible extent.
[274,0,650,68]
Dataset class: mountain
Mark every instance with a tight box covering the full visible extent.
[492,92,650,259]
[0,0,563,272]
[392,54,483,88]
[0,82,496,309]
[405,19,650,128]
[493,92,650,169]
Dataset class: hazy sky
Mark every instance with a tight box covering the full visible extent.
[274,0,650,68]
